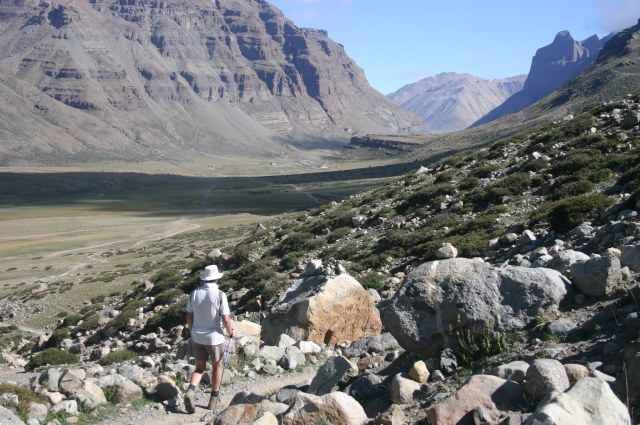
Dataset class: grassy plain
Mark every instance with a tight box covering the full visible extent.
[0,160,395,327]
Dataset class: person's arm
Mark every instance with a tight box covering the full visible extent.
[186,312,194,331]
[222,314,234,338]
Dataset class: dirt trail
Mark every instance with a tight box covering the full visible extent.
[97,367,318,425]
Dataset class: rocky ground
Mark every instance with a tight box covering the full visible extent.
[1,97,640,424]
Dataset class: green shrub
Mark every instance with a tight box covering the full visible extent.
[154,288,183,307]
[360,273,384,291]
[469,164,498,178]
[143,298,187,333]
[25,348,78,371]
[459,176,480,191]
[42,329,70,350]
[148,268,181,296]
[550,149,602,177]
[549,179,594,200]
[448,317,506,367]
[62,314,82,327]
[271,232,322,257]
[327,227,350,244]
[75,314,100,334]
[548,194,613,234]
[279,252,302,271]
[97,350,138,366]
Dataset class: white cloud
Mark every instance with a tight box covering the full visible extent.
[593,0,640,32]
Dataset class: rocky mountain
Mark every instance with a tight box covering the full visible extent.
[535,19,640,113]
[388,72,526,133]
[473,31,610,127]
[0,0,419,166]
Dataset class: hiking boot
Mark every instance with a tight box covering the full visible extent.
[207,391,219,410]
[184,389,196,414]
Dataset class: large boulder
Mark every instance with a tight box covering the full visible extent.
[425,375,526,425]
[524,377,631,425]
[380,259,569,356]
[261,273,381,346]
[283,392,368,425]
[570,255,622,297]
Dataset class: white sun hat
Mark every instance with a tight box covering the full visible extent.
[199,265,224,282]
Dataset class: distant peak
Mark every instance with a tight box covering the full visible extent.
[554,30,574,41]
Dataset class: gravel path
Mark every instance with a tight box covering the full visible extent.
[94,367,318,425]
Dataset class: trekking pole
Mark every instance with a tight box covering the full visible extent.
[212,335,233,413]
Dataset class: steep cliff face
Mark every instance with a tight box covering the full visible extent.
[473,31,609,127]
[0,0,419,165]
[388,72,526,133]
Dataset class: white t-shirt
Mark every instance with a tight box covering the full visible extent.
[186,283,230,346]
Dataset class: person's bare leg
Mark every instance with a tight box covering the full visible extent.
[190,360,207,386]
[185,359,206,413]
[208,359,223,409]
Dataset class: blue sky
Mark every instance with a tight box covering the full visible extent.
[268,0,640,94]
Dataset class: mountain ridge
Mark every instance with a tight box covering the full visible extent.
[388,72,526,133]
[0,0,419,166]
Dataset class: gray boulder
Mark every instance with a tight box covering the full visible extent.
[570,256,622,297]
[380,259,569,356]
[345,373,384,405]
[117,365,145,385]
[525,359,570,399]
[548,249,590,276]
[621,244,640,272]
[524,377,631,425]
[308,356,358,395]
[390,374,421,404]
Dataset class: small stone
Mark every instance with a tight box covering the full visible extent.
[408,361,430,384]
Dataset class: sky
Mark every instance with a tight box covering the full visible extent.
[267,0,640,95]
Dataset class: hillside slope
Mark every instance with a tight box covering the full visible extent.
[0,0,419,166]
[388,72,526,133]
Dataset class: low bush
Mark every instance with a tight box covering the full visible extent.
[42,329,70,350]
[0,383,48,420]
[97,350,138,366]
[25,348,78,371]
[360,273,385,291]
[548,194,613,234]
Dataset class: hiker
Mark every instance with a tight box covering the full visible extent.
[184,264,234,414]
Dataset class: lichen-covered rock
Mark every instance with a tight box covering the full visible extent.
[261,273,381,346]
[380,258,569,356]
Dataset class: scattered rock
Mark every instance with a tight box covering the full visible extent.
[426,375,526,425]
[308,356,358,395]
[570,256,622,297]
[525,359,570,399]
[435,243,458,259]
[283,392,368,425]
[621,245,640,272]
[525,377,631,424]
[408,360,430,384]
[390,374,421,404]
[497,361,529,383]
[564,364,590,385]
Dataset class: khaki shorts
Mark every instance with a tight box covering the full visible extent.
[192,341,224,362]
